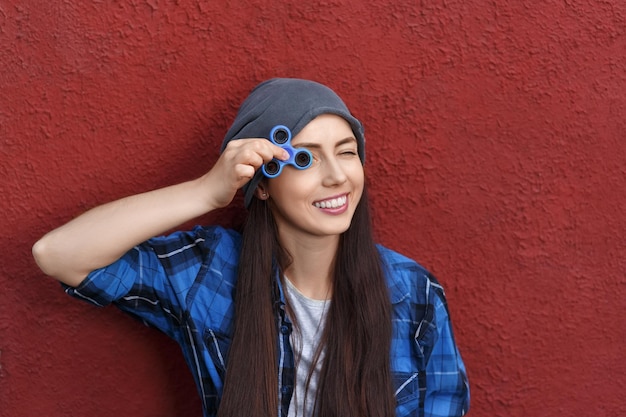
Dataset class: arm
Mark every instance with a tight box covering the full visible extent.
[32,139,288,287]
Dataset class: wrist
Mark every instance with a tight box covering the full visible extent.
[192,173,222,213]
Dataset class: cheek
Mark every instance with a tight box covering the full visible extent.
[267,173,313,205]
[351,165,365,188]
[354,170,366,200]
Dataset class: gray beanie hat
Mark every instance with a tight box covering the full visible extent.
[220,78,365,208]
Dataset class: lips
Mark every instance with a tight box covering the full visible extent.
[313,194,348,209]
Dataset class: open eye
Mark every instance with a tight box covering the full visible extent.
[305,151,321,164]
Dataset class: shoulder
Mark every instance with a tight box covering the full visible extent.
[376,244,430,276]
[193,225,242,260]
[145,225,242,262]
[114,225,242,293]
[376,244,445,305]
[146,225,241,251]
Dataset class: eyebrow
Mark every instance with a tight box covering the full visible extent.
[294,137,357,149]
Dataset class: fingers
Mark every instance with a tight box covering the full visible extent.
[215,138,289,192]
[223,139,288,171]
[272,143,290,161]
[203,139,288,209]
[232,163,256,182]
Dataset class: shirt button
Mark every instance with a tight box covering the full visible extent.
[280,324,291,335]
[281,385,292,395]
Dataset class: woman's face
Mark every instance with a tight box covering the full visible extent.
[264,114,364,241]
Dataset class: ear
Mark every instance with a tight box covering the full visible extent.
[254,182,269,200]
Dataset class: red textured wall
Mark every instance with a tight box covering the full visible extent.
[2,1,625,416]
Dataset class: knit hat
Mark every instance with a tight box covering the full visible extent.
[221,78,365,208]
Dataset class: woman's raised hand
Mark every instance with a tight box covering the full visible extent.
[202,138,288,210]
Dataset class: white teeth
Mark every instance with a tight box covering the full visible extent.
[315,195,347,209]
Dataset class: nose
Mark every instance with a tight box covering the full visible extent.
[321,157,348,187]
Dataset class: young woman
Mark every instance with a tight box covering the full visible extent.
[32,78,469,417]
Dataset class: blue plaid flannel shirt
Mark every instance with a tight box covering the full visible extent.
[66,225,469,417]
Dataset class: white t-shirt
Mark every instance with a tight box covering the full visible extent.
[284,278,330,417]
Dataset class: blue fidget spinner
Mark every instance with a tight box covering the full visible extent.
[262,125,313,178]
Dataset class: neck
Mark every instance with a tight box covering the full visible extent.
[278,232,338,300]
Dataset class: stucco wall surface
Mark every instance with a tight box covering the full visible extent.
[1,1,625,416]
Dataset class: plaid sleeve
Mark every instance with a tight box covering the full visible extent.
[423,287,470,417]
[64,226,215,340]
[63,246,164,307]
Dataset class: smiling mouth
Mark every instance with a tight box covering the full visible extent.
[313,195,348,209]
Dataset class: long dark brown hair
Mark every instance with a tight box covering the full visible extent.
[218,186,395,417]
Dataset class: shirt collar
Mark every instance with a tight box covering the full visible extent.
[272,266,409,306]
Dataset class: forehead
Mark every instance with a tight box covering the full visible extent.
[291,114,355,145]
